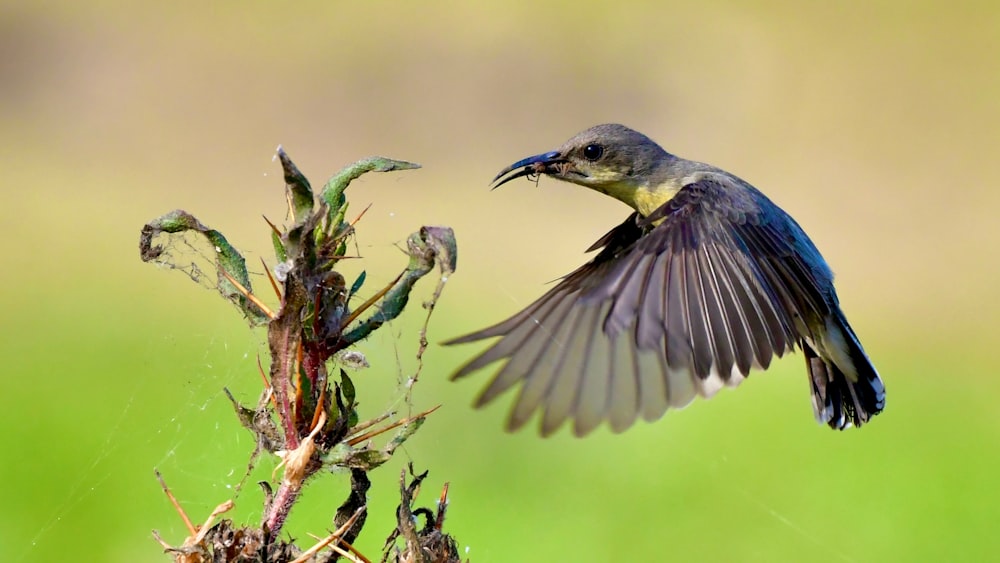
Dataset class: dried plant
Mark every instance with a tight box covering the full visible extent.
[141,149,463,562]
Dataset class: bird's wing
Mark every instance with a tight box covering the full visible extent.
[447,176,832,436]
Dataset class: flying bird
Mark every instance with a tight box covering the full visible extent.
[446,124,885,437]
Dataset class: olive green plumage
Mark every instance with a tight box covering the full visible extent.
[447,124,885,437]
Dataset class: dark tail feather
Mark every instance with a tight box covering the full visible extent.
[802,314,885,430]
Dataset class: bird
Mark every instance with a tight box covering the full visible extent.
[445,124,885,437]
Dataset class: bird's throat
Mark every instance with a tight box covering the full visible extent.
[590,179,683,218]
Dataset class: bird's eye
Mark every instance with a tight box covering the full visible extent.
[582,144,604,161]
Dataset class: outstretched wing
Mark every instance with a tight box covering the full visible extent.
[446,176,833,436]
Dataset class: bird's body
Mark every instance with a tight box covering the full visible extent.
[447,124,885,436]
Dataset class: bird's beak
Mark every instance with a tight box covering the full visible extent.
[490,151,567,190]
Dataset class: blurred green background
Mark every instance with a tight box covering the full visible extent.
[3,1,999,561]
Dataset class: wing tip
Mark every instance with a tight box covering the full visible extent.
[442,329,499,346]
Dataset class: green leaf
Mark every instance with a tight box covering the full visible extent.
[321,415,427,472]
[349,271,367,298]
[277,147,314,222]
[270,227,287,263]
[320,156,420,236]
[385,416,424,454]
[340,369,356,406]
[139,209,270,325]
[341,226,457,344]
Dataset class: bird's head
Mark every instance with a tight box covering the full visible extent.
[491,124,674,201]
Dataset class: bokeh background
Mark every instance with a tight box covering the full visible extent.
[3,1,999,561]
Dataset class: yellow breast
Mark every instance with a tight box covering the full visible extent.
[583,169,687,218]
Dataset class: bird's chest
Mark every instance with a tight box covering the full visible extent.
[633,185,682,220]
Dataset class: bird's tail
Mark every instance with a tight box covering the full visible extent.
[803,312,885,429]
